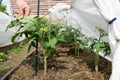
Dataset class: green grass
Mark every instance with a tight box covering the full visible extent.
[8,43,24,55]
[0,43,24,62]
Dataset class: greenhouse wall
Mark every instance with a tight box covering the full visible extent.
[11,0,70,15]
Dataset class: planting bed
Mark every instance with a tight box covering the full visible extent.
[8,43,111,80]
[0,43,35,80]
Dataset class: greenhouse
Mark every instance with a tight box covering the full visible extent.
[0,0,120,80]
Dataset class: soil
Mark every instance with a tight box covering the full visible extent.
[8,43,112,80]
[0,43,35,78]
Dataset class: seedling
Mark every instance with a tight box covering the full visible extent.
[79,27,111,72]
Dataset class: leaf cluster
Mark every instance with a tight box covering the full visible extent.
[89,27,110,56]
[0,52,7,62]
[7,15,81,73]
[79,27,111,72]
[0,4,8,15]
[79,27,111,56]
[7,16,80,51]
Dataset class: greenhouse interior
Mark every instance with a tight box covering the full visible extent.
[0,0,120,80]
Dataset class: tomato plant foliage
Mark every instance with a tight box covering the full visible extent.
[79,27,111,72]
[7,14,111,74]
[7,15,81,74]
[0,1,8,15]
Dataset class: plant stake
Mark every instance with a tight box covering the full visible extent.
[35,0,40,76]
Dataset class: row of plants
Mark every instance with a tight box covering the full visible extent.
[6,15,111,75]
[6,15,81,74]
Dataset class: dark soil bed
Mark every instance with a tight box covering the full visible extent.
[9,44,111,80]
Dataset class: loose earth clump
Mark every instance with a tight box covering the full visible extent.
[9,44,111,80]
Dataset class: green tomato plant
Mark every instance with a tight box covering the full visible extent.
[6,15,81,74]
[79,27,111,72]
[90,27,110,72]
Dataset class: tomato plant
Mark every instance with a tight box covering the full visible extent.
[7,12,111,74]
[79,27,111,72]
[6,15,81,74]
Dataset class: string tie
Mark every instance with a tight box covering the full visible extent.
[108,17,117,24]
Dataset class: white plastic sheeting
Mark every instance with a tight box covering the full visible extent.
[0,0,14,47]
[0,12,24,47]
[49,0,108,38]
[93,0,120,80]
[49,0,112,61]
[48,3,70,20]
[0,12,14,47]
[0,0,23,47]
[49,0,120,79]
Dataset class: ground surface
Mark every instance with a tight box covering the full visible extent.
[0,43,35,78]
[2,43,111,80]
